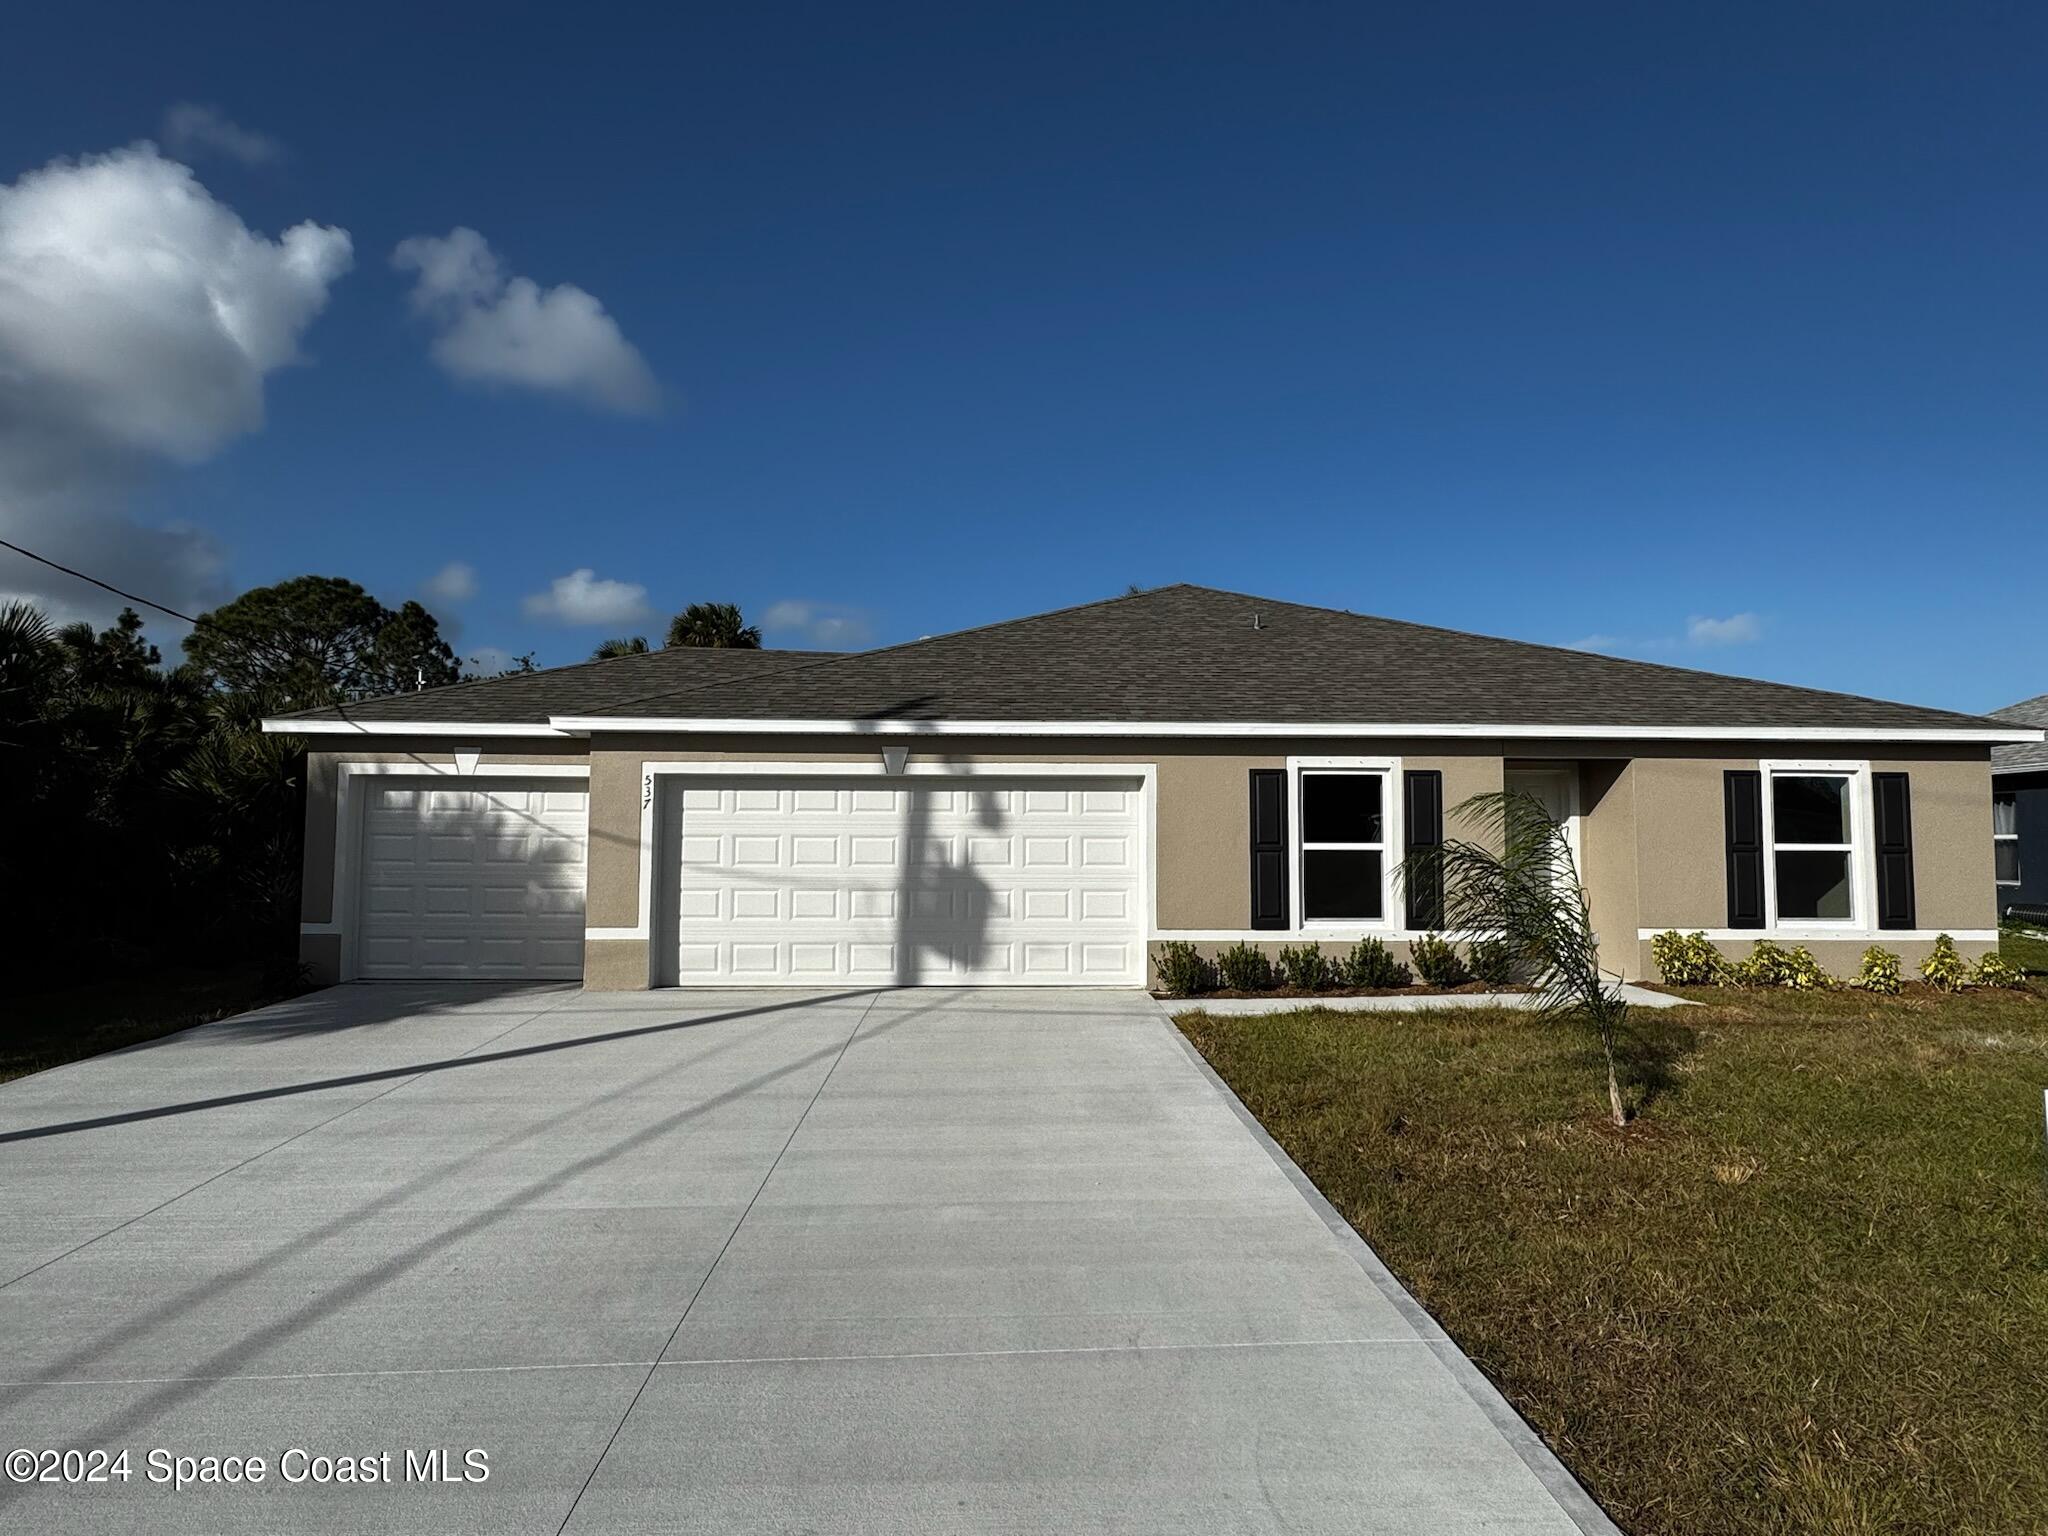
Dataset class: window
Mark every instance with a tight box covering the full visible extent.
[1767,770,1858,924]
[1995,791,2020,886]
[1299,770,1387,922]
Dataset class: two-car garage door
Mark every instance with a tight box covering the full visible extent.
[669,776,1145,986]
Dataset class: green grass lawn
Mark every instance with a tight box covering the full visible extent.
[2004,924,2048,975]
[1178,982,2048,1536]
[2,963,311,1085]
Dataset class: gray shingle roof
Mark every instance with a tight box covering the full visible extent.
[556,585,2011,733]
[1993,695,2048,772]
[273,587,2031,737]
[274,646,830,725]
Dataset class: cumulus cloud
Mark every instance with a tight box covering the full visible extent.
[761,599,876,651]
[520,568,651,627]
[425,560,479,603]
[0,142,351,626]
[161,103,285,167]
[391,228,659,414]
[1686,612,1763,647]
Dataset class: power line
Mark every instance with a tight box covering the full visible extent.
[0,535,207,628]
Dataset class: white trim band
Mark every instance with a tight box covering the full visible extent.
[1634,928,1999,943]
[264,720,573,738]
[546,717,2042,743]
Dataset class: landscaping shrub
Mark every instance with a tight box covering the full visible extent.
[1921,933,1969,993]
[1651,930,1727,986]
[1277,942,1332,991]
[1852,946,1903,995]
[1974,953,2027,990]
[1731,939,1831,990]
[1466,937,1517,987]
[1153,940,1213,996]
[1340,937,1411,989]
[1214,942,1275,991]
[1409,933,1469,986]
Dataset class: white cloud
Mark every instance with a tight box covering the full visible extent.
[425,560,478,603]
[391,228,659,414]
[761,599,876,651]
[160,103,285,167]
[1567,633,1623,653]
[0,142,350,627]
[1686,613,1763,647]
[520,568,651,627]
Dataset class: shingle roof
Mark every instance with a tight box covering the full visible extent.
[555,585,2011,734]
[273,645,830,725]
[1993,695,2048,771]
[274,586,2032,737]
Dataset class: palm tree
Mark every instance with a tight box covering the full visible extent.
[1404,790,1633,1126]
[592,636,650,659]
[664,603,761,649]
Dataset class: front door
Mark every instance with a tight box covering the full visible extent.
[1504,767,1583,894]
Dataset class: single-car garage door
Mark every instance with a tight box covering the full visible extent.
[356,778,589,979]
[669,776,1145,985]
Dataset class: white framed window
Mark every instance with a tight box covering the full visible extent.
[1994,790,2020,886]
[1760,760,1871,929]
[1288,757,1400,928]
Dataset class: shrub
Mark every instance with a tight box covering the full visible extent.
[1410,933,1469,987]
[1920,933,1969,993]
[1974,953,2027,990]
[1277,942,1333,991]
[1467,937,1517,987]
[1651,930,1728,987]
[1851,946,1903,995]
[1340,937,1411,989]
[1214,942,1275,992]
[1153,940,1214,996]
[1730,939,1831,989]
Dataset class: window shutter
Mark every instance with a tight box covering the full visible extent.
[1249,769,1288,930]
[1872,772,1916,930]
[1404,769,1445,930]
[1724,770,1765,929]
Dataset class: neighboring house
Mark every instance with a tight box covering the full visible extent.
[1991,694,2048,919]
[262,586,2041,989]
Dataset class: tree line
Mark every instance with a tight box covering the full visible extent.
[0,576,762,991]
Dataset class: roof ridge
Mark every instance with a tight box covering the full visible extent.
[583,586,1194,717]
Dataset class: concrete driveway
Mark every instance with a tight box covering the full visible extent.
[0,985,1611,1534]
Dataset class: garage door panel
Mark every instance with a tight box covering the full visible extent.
[670,775,1142,986]
[356,778,588,981]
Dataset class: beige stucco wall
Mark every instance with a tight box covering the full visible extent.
[301,735,1996,990]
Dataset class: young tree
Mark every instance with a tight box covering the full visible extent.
[183,577,459,708]
[1406,790,1634,1126]
[593,636,650,658]
[664,602,761,649]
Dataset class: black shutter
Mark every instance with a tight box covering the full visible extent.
[1872,772,1916,930]
[1724,770,1766,929]
[1404,770,1444,930]
[1249,769,1288,930]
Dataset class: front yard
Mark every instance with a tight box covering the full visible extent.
[1178,977,2048,1536]
[1,963,309,1085]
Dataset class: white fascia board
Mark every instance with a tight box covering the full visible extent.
[545,716,2042,744]
[262,719,574,738]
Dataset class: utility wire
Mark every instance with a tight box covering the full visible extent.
[0,535,210,629]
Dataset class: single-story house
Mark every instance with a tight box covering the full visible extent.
[263,585,2042,989]
[1991,694,2048,918]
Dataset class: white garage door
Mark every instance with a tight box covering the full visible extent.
[356,778,589,980]
[671,776,1145,986]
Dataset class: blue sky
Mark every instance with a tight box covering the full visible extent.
[1,1,2042,711]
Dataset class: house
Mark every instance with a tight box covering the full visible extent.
[1991,694,2048,919]
[261,585,2041,989]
